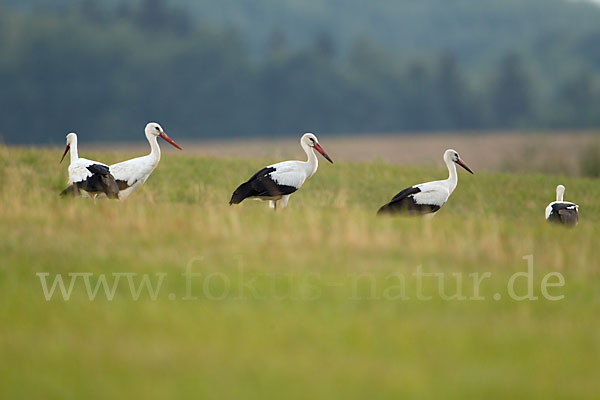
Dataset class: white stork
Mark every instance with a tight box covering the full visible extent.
[109,122,182,200]
[229,133,333,210]
[59,132,119,199]
[378,149,473,216]
[545,185,579,226]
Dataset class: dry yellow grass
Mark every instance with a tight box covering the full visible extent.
[1,144,599,399]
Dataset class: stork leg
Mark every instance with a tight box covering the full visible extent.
[273,200,277,212]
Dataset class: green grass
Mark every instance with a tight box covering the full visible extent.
[1,145,599,399]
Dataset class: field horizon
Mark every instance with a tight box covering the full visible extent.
[1,144,599,398]
[27,130,599,176]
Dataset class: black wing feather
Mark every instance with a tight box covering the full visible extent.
[549,203,579,226]
[377,186,439,215]
[230,167,297,205]
[61,165,119,199]
[390,186,421,203]
[86,164,110,175]
[377,186,420,214]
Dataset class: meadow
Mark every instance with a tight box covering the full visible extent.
[1,144,599,399]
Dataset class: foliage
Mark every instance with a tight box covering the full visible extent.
[1,1,600,144]
[6,0,600,59]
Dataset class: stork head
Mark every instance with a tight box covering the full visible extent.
[444,149,473,174]
[60,132,77,163]
[145,122,182,150]
[556,184,566,201]
[302,133,333,164]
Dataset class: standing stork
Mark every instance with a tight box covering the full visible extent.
[59,132,119,199]
[229,133,333,210]
[545,185,579,226]
[378,149,473,216]
[109,122,182,200]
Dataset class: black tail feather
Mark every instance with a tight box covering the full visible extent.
[558,209,579,227]
[59,184,78,197]
[230,182,253,205]
[100,174,120,199]
[377,198,440,215]
[59,172,119,200]
[377,203,393,214]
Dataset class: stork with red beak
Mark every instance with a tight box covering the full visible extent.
[230,133,334,210]
[59,132,119,199]
[378,149,473,216]
[109,122,182,200]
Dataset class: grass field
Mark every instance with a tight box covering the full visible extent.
[1,144,599,399]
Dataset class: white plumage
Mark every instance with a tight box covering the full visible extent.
[68,158,103,185]
[267,160,312,189]
[545,185,579,226]
[378,149,473,215]
[110,154,158,198]
[61,133,106,184]
[545,202,578,220]
[59,132,119,199]
[229,133,334,210]
[109,122,182,200]
[411,182,451,207]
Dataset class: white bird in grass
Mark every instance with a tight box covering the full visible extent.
[378,149,473,216]
[229,133,334,211]
[109,122,182,200]
[59,132,119,200]
[545,184,579,226]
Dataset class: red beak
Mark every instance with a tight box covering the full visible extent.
[60,145,70,163]
[313,143,333,164]
[159,132,182,150]
[456,159,474,174]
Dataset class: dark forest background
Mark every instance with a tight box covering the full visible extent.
[2,0,600,144]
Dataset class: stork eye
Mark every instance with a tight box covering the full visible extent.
[155,127,160,131]
[310,138,315,144]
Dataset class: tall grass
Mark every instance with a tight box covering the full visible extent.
[1,145,599,399]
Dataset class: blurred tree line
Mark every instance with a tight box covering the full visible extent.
[1,0,600,144]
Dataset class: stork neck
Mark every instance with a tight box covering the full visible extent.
[556,189,564,202]
[446,159,458,192]
[69,137,79,163]
[302,141,318,176]
[146,132,161,162]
